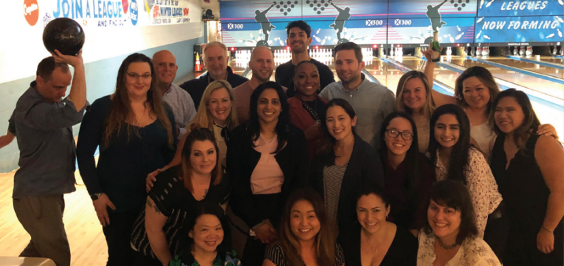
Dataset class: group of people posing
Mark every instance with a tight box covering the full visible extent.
[1,20,562,266]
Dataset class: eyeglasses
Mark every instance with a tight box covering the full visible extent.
[385,129,413,140]
[126,73,152,80]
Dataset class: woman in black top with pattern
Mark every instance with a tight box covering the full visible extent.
[77,53,176,266]
[489,89,563,266]
[131,128,230,266]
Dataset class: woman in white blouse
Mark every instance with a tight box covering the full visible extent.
[417,180,501,266]
[427,104,503,256]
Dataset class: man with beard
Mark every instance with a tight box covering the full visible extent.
[319,42,394,148]
[153,50,196,139]
[275,20,334,98]
[233,46,286,124]
[180,42,248,109]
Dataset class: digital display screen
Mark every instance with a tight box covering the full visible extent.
[475,15,564,44]
[388,17,475,45]
[477,0,564,17]
[388,0,478,18]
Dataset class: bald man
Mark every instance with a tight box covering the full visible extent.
[153,50,196,139]
[233,46,286,124]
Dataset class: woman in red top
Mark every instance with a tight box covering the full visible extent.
[287,61,327,160]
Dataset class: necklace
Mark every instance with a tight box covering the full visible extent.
[437,238,459,250]
[362,232,381,253]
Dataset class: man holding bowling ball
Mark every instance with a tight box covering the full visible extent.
[0,49,86,266]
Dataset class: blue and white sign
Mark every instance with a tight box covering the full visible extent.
[388,0,478,19]
[478,0,564,17]
[475,15,564,43]
[130,0,138,25]
[222,19,387,47]
[388,17,475,45]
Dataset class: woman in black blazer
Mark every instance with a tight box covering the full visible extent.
[226,82,308,266]
[310,98,385,236]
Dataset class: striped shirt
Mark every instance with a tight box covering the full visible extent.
[323,163,348,227]
[265,242,345,266]
[131,168,230,258]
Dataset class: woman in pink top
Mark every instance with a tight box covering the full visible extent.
[226,82,308,266]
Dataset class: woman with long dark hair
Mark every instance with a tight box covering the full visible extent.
[417,180,501,265]
[263,187,344,266]
[227,81,308,265]
[77,53,176,265]
[379,112,435,235]
[490,89,563,265]
[310,98,384,236]
[131,128,230,265]
[428,104,502,239]
[340,184,418,266]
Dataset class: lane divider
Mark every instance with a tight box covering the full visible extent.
[361,69,382,85]
[554,55,564,60]
[506,55,564,71]
[467,56,564,86]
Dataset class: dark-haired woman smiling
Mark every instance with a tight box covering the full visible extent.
[227,81,308,265]
[417,180,501,266]
[428,104,502,239]
[311,98,384,236]
[379,112,435,235]
[490,89,563,266]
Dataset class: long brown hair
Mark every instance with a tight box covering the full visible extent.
[102,53,174,148]
[188,80,238,132]
[179,127,222,192]
[278,187,337,266]
[395,70,436,118]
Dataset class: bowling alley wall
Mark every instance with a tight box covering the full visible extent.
[0,0,204,172]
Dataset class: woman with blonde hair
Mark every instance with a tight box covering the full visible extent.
[395,70,436,152]
[146,80,239,189]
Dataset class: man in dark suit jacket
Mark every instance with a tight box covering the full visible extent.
[180,41,248,109]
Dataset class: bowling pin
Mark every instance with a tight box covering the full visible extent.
[513,46,518,56]
[519,46,525,56]
[446,47,452,56]
[560,46,564,56]
[476,47,482,56]
[553,46,558,55]
[526,46,532,56]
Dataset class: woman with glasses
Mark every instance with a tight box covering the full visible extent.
[311,98,385,236]
[145,80,239,191]
[77,53,176,265]
[379,112,435,236]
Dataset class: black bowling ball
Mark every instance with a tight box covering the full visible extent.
[43,18,85,56]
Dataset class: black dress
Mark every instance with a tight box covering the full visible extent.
[490,134,563,266]
[339,224,417,266]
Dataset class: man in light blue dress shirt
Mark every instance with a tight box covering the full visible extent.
[153,50,197,139]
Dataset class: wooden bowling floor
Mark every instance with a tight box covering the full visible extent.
[0,170,108,266]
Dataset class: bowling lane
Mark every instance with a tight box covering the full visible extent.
[447,57,564,100]
[538,56,564,65]
[484,57,564,79]
[397,56,461,90]
[362,57,412,93]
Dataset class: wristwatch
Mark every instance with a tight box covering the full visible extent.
[90,193,104,201]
